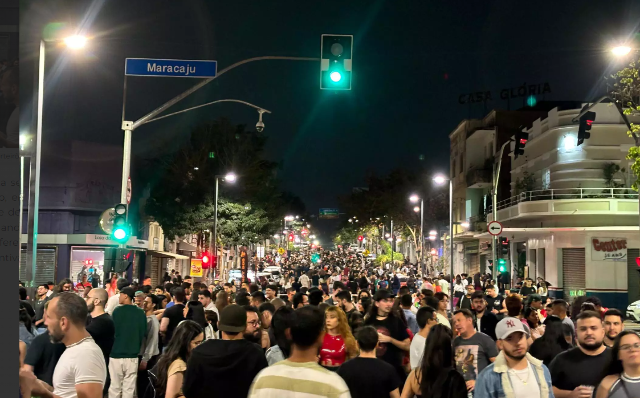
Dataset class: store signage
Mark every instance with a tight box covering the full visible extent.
[592,238,627,261]
[85,234,148,248]
[190,259,203,277]
[240,246,248,282]
[458,82,551,105]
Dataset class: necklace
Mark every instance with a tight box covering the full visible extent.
[509,367,530,385]
[66,336,93,348]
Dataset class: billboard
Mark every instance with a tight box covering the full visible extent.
[319,208,339,219]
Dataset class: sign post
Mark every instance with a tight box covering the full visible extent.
[125,58,218,78]
[487,221,503,236]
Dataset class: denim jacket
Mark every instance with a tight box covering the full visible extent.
[475,352,554,398]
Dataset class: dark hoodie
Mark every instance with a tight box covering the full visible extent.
[182,338,267,398]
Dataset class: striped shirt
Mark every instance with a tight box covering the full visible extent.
[248,360,351,398]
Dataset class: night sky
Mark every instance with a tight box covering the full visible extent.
[19,1,640,228]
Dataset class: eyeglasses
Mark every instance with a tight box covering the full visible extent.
[248,320,261,327]
[620,343,640,352]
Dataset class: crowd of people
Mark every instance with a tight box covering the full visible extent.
[16,248,639,398]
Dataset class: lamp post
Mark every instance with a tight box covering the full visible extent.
[210,172,236,279]
[433,174,453,314]
[410,194,425,276]
[25,35,88,288]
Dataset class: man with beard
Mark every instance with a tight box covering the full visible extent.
[475,317,553,397]
[19,293,106,398]
[34,284,50,331]
[471,291,498,341]
[548,310,612,398]
[85,288,115,375]
[183,304,267,398]
[23,301,66,387]
[244,305,265,347]
[603,308,624,348]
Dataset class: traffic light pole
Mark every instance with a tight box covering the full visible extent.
[492,139,512,290]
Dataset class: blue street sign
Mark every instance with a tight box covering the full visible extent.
[125,58,217,78]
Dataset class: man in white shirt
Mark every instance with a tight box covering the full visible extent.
[197,289,219,317]
[299,273,311,289]
[410,306,437,369]
[20,293,106,398]
[105,278,130,315]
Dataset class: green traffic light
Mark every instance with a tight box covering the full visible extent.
[330,71,342,82]
[113,228,127,241]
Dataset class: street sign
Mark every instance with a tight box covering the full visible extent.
[278,248,285,255]
[99,208,116,234]
[363,250,370,256]
[319,208,339,219]
[125,58,218,78]
[126,177,132,205]
[487,221,503,236]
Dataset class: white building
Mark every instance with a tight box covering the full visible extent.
[482,103,639,309]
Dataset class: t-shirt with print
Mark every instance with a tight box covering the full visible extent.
[52,337,107,398]
[365,315,409,381]
[485,294,504,314]
[453,332,498,382]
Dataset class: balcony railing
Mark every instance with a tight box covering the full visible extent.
[491,188,638,212]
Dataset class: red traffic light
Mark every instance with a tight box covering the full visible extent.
[586,119,593,126]
[288,234,294,242]
[501,238,509,245]
[519,138,528,144]
[201,252,211,268]
[358,235,363,241]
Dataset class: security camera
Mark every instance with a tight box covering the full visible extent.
[256,109,266,132]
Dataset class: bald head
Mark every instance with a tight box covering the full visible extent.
[91,288,108,307]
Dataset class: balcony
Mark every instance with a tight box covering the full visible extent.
[466,168,492,188]
[487,188,639,224]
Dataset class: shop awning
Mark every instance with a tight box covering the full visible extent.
[147,250,190,260]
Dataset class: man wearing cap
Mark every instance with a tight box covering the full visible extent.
[475,317,553,397]
[183,304,268,398]
[105,277,130,314]
[109,286,147,398]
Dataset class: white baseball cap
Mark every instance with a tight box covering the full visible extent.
[496,317,529,340]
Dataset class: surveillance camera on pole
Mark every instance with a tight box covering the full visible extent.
[256,109,266,132]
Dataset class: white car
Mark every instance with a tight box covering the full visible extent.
[627,300,640,322]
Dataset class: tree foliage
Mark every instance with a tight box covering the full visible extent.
[609,56,640,190]
[143,118,305,241]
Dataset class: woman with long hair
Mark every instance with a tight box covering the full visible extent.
[529,318,571,366]
[320,306,358,370]
[182,301,207,329]
[401,324,467,398]
[152,320,203,398]
[524,306,545,340]
[266,307,296,365]
[19,304,35,347]
[596,330,640,398]
[106,275,118,297]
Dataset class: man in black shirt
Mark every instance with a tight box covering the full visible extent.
[85,287,114,394]
[19,287,35,318]
[33,284,50,330]
[183,304,267,398]
[471,291,498,341]
[484,285,506,318]
[338,326,400,398]
[549,310,612,398]
[457,284,474,311]
[364,289,410,386]
[23,301,65,386]
[160,287,186,347]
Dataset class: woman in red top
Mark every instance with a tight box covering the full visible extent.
[320,306,358,371]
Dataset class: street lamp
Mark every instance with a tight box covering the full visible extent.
[433,174,454,314]
[409,193,425,276]
[611,45,632,57]
[25,34,88,288]
[210,172,237,278]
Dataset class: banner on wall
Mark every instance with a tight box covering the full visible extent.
[190,259,203,277]
[591,238,627,261]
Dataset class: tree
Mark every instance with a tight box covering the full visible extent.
[609,56,640,190]
[216,200,273,246]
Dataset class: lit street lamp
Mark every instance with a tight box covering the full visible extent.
[611,45,632,57]
[26,33,88,288]
[409,193,425,276]
[433,174,453,314]
[210,172,237,278]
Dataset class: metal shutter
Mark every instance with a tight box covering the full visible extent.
[150,256,161,287]
[19,248,57,285]
[562,248,585,300]
[627,249,640,304]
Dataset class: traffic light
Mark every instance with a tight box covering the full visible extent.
[497,258,507,272]
[358,235,363,242]
[201,252,211,269]
[320,34,353,90]
[500,237,509,255]
[514,131,529,159]
[288,233,294,242]
[211,255,217,269]
[577,111,595,146]
[112,204,130,243]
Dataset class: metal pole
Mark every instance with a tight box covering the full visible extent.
[18,154,24,267]
[493,139,511,289]
[390,219,394,269]
[25,40,45,287]
[420,199,425,276]
[212,177,219,278]
[449,180,454,314]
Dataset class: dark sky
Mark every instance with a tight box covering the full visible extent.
[19,0,640,223]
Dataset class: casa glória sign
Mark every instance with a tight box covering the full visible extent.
[592,238,627,261]
[458,82,551,105]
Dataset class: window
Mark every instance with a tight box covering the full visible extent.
[542,169,550,190]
